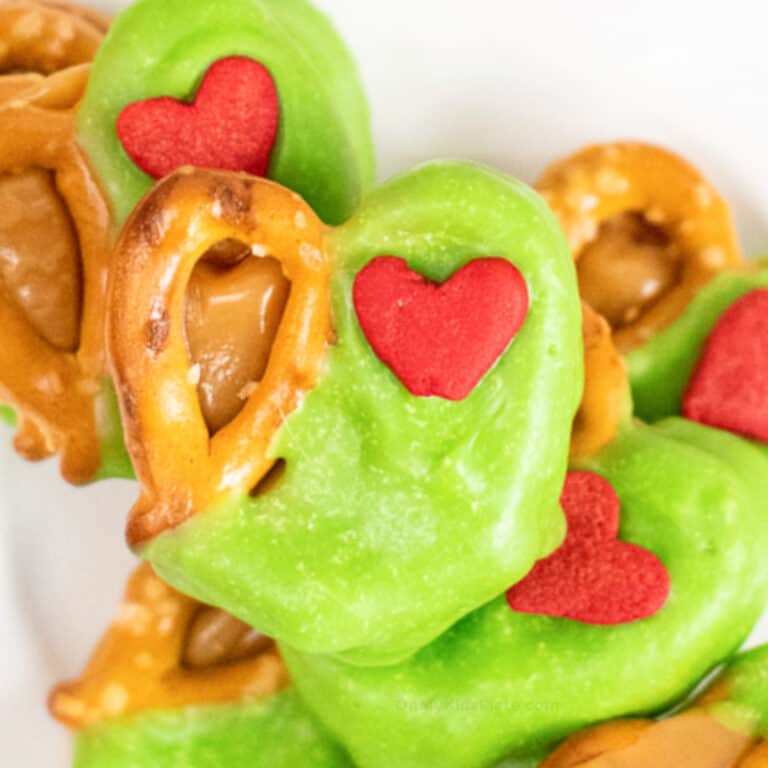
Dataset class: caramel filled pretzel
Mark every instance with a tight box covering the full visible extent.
[0,0,107,75]
[108,170,332,544]
[570,303,629,461]
[0,64,111,482]
[537,142,742,352]
[50,563,288,729]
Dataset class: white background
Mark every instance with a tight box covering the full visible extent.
[3,0,768,765]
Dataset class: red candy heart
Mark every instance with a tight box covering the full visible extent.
[683,288,768,443]
[353,256,529,400]
[117,56,279,180]
[506,471,670,625]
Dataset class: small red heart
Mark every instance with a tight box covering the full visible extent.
[506,471,670,625]
[683,288,768,443]
[117,56,279,180]
[353,256,529,400]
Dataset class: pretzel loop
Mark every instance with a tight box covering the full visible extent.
[0,65,111,482]
[49,563,288,729]
[109,170,332,544]
[537,142,742,351]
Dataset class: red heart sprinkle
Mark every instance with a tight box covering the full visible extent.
[683,288,768,443]
[117,56,279,180]
[506,471,670,625]
[353,256,529,400]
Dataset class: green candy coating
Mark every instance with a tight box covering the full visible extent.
[282,418,768,768]
[73,691,353,768]
[94,380,134,481]
[716,644,768,737]
[628,266,768,423]
[78,0,374,226]
[142,162,583,665]
[0,405,15,427]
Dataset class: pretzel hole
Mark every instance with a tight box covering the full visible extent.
[0,168,82,351]
[181,604,272,670]
[578,211,682,330]
[184,238,291,434]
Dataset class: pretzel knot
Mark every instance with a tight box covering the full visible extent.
[49,563,288,729]
[0,0,108,76]
[537,142,742,352]
[569,303,628,461]
[0,64,111,483]
[109,169,332,545]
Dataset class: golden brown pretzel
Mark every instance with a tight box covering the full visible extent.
[0,64,111,482]
[50,563,288,729]
[108,169,332,544]
[537,142,742,352]
[570,303,629,461]
[543,662,765,768]
[542,711,758,767]
[0,0,107,75]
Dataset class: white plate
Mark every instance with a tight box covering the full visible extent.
[2,0,768,764]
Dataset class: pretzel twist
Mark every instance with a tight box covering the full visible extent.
[0,0,107,75]
[537,142,742,351]
[108,170,332,544]
[0,64,111,482]
[49,563,288,729]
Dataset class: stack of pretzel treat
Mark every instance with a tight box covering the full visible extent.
[2,1,768,766]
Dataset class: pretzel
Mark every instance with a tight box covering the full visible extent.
[49,563,288,729]
[537,142,742,352]
[570,303,629,460]
[108,169,332,544]
[542,712,759,767]
[0,0,107,75]
[0,64,112,482]
[543,651,768,768]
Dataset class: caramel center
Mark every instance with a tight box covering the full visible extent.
[182,605,272,669]
[184,239,290,434]
[578,212,681,330]
[0,169,81,351]
[571,712,755,768]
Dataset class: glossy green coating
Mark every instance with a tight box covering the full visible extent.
[78,0,374,226]
[282,418,768,768]
[628,265,768,423]
[95,381,134,481]
[142,162,583,665]
[0,405,15,426]
[73,691,353,768]
[716,645,768,736]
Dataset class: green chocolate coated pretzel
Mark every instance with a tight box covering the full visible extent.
[628,264,768,423]
[78,0,375,226]
[124,161,582,665]
[73,691,353,768]
[282,418,768,768]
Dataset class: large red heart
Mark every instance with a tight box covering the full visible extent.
[353,256,529,400]
[506,471,670,625]
[117,56,279,180]
[683,288,768,443]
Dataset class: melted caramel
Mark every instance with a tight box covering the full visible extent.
[578,212,680,330]
[0,169,81,351]
[185,241,290,434]
[183,605,272,669]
